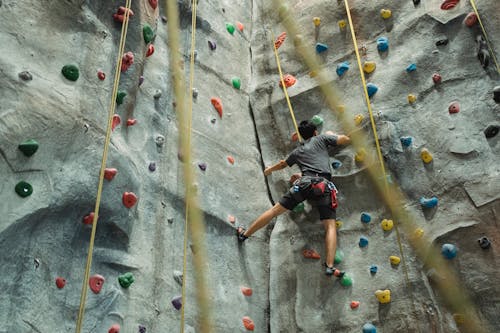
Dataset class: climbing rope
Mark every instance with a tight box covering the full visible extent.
[271,32,302,142]
[75,0,132,332]
[469,0,500,74]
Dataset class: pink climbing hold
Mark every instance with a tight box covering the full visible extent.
[274,32,287,49]
[122,192,138,208]
[148,0,158,10]
[97,70,106,81]
[448,101,460,114]
[279,74,296,88]
[464,12,478,27]
[108,324,120,333]
[104,168,118,181]
[112,115,121,131]
[440,0,459,10]
[82,212,95,225]
[242,316,255,331]
[228,215,236,224]
[210,97,223,118]
[146,44,155,57]
[236,22,244,32]
[350,301,360,309]
[126,118,137,126]
[121,52,134,72]
[432,73,442,84]
[113,6,134,23]
[241,286,253,296]
[89,274,105,294]
[227,156,235,165]
[302,249,321,259]
[55,277,66,289]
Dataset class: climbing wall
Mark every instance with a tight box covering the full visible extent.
[0,0,499,332]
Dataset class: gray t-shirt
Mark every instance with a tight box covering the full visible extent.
[285,134,338,177]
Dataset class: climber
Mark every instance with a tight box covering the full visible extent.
[237,120,351,276]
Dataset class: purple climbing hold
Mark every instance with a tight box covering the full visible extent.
[139,75,145,86]
[148,162,156,172]
[198,162,207,171]
[138,325,146,333]
[171,295,182,310]
[208,40,216,50]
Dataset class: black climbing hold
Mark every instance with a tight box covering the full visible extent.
[61,64,79,81]
[478,237,491,249]
[18,71,33,81]
[15,181,33,197]
[116,91,127,105]
[435,38,448,47]
[413,0,420,5]
[493,86,500,103]
[18,139,39,157]
[484,124,499,139]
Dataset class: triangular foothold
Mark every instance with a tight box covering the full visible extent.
[18,139,39,157]
[172,295,182,310]
[366,83,378,97]
[210,97,223,118]
[116,91,127,105]
[302,249,321,259]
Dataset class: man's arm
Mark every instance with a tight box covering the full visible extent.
[324,131,351,145]
[264,160,288,176]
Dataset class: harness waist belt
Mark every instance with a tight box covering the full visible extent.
[302,171,332,180]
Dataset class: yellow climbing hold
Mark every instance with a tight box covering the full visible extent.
[309,70,317,78]
[354,114,364,126]
[413,228,424,239]
[380,9,392,19]
[389,255,401,265]
[335,220,343,228]
[375,289,391,304]
[420,148,433,164]
[355,149,366,163]
[408,94,417,104]
[313,17,321,27]
[338,20,347,29]
[381,219,394,231]
[363,61,376,74]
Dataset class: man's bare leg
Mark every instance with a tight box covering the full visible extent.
[323,219,337,267]
[243,203,288,238]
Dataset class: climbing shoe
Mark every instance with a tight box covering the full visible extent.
[325,263,345,278]
[237,226,248,243]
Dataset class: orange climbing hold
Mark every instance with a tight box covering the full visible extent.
[146,44,155,57]
[242,316,255,331]
[227,156,235,165]
[236,22,244,32]
[113,6,134,23]
[279,74,296,88]
[302,249,321,259]
[241,286,253,296]
[112,115,121,131]
[210,97,223,118]
[121,51,134,72]
[122,192,138,208]
[350,301,360,309]
[104,168,118,181]
[82,212,95,225]
[108,324,120,333]
[274,32,287,49]
[126,118,137,126]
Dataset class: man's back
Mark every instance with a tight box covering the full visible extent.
[286,134,338,177]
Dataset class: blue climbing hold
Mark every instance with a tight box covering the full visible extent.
[331,160,342,169]
[359,236,369,248]
[441,243,457,259]
[361,212,371,223]
[370,265,378,274]
[406,63,417,72]
[366,83,378,97]
[316,43,328,53]
[400,136,413,148]
[377,37,389,52]
[362,323,377,333]
[420,196,438,208]
[336,61,350,77]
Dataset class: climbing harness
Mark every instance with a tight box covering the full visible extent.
[291,176,338,209]
[469,0,500,74]
[75,1,132,332]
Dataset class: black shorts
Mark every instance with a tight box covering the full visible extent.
[279,181,337,220]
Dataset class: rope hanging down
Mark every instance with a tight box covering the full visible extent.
[75,0,132,332]
[469,0,500,74]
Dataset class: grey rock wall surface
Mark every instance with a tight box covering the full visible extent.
[0,0,499,332]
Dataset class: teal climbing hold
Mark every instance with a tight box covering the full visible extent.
[315,43,328,53]
[334,249,344,264]
[336,61,350,77]
[61,64,79,81]
[360,212,371,223]
[18,139,39,157]
[420,196,438,208]
[293,202,305,213]
[118,272,135,288]
[116,91,127,105]
[366,83,378,98]
[406,63,417,72]
[232,77,241,89]
[363,323,377,333]
[226,23,235,35]
[441,243,457,259]
[377,37,389,52]
[340,274,352,287]
[143,24,155,43]
[15,181,33,198]
[311,115,324,126]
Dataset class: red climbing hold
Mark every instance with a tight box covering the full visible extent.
[242,317,255,331]
[108,324,120,333]
[302,249,321,259]
[279,74,296,88]
[464,12,478,27]
[121,52,134,72]
[227,156,235,165]
[241,286,253,296]
[112,115,121,131]
[97,70,106,81]
[148,0,158,10]
[122,192,138,208]
[113,6,134,22]
[83,212,95,225]
[146,44,155,57]
[104,168,118,181]
[210,97,223,118]
[448,101,460,114]
[55,277,66,289]
[274,32,287,49]
[89,274,105,294]
[350,301,360,309]
[440,0,459,10]
[236,22,244,32]
[126,118,137,126]
[432,73,442,84]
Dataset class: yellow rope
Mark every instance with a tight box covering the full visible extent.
[272,32,302,142]
[75,0,131,332]
[469,0,500,74]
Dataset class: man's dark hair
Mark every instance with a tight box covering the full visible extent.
[298,120,317,140]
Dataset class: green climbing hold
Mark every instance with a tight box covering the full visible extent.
[311,115,324,126]
[334,249,344,265]
[116,91,127,105]
[118,272,135,288]
[226,23,235,35]
[232,77,241,89]
[293,202,305,213]
[18,139,39,157]
[340,274,352,287]
[15,181,33,198]
[143,24,155,43]
[61,64,79,81]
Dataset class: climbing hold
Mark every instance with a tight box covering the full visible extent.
[380,9,392,19]
[291,132,299,142]
[242,316,255,331]
[484,124,499,139]
[207,40,217,51]
[89,274,105,294]
[338,20,347,29]
[464,12,478,27]
[335,220,343,228]
[493,86,500,103]
[226,23,235,35]
[236,22,244,32]
[336,61,350,76]
[389,255,401,265]
[232,77,241,90]
[310,115,323,126]
[381,219,394,231]
[126,119,137,126]
[334,249,344,264]
[210,97,223,118]
[441,0,459,10]
[154,90,162,99]
[112,115,121,131]
[97,70,106,81]
[55,277,66,289]
[139,75,145,86]
[156,135,165,148]
[228,215,236,224]
[113,6,134,22]
[420,148,433,164]
[15,181,33,198]
[478,236,491,249]
[192,88,198,99]
[143,24,155,43]
[406,63,417,73]
[198,163,207,171]
[173,270,183,286]
[121,52,134,73]
[18,71,33,81]
[413,0,421,5]
[340,274,353,287]
[122,192,138,208]
[375,289,391,304]
[302,249,321,259]
[293,202,305,213]
[148,162,156,172]
[148,0,158,9]
[432,73,442,84]
[172,295,182,310]
[116,91,127,105]
[350,301,360,309]
[413,228,424,239]
[274,32,286,49]
[316,43,329,54]
[331,160,342,169]
[448,101,460,114]
[138,324,146,333]
[279,74,296,88]
[370,265,378,274]
[359,236,369,248]
[400,136,413,148]
[241,286,253,296]
[355,148,366,163]
[313,17,321,27]
[118,272,135,288]
[407,94,417,104]
[436,37,449,46]
[360,212,371,223]
[354,114,364,126]
[108,324,120,333]
[146,44,155,57]
[420,196,438,208]
[377,37,389,52]
[61,64,79,81]
[366,83,378,97]
[82,212,95,225]
[362,323,377,333]
[227,156,235,165]
[18,139,39,157]
[441,243,457,259]
[363,61,376,74]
